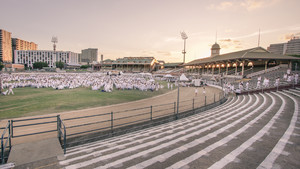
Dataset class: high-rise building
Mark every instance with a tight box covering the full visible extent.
[0,29,12,63]
[285,38,300,55]
[268,43,287,55]
[81,48,98,63]
[12,38,38,51]
[14,50,78,68]
[12,38,38,63]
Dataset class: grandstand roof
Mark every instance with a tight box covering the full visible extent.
[185,47,300,66]
[164,62,183,67]
[114,57,156,64]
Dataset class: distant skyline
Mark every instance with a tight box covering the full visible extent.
[1,0,300,63]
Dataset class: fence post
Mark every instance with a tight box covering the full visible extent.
[192,98,195,112]
[1,138,3,164]
[8,121,11,151]
[11,120,13,138]
[214,94,215,103]
[63,127,66,154]
[111,111,114,134]
[174,102,176,119]
[150,106,153,121]
[57,115,61,140]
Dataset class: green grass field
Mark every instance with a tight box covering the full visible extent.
[0,82,172,120]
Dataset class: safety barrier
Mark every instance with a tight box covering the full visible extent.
[64,91,225,146]
[57,115,66,154]
[0,121,12,164]
[1,90,226,161]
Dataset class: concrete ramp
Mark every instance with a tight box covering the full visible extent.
[7,138,63,168]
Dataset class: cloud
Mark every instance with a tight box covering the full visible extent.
[219,38,243,49]
[208,1,234,10]
[207,1,233,10]
[208,0,281,11]
[240,0,264,11]
[140,50,171,57]
[281,32,300,40]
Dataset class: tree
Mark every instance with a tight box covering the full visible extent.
[33,62,48,69]
[56,61,65,69]
[0,62,4,70]
[80,65,89,69]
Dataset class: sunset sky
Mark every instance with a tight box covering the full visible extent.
[1,0,300,63]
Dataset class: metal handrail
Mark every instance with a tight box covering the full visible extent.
[1,121,11,164]
[57,116,66,154]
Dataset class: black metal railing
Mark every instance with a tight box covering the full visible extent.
[2,90,227,159]
[1,121,12,164]
[11,116,57,138]
[57,115,66,154]
[64,91,226,146]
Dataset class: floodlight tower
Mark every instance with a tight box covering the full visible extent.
[180,31,188,64]
[51,36,58,67]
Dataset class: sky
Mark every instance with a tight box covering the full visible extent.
[1,0,300,63]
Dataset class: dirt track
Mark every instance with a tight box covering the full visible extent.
[1,86,223,145]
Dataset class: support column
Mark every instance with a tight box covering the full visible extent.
[265,60,268,72]
[235,62,238,75]
[226,62,228,75]
[242,60,245,76]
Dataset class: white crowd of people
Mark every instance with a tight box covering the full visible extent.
[0,72,165,95]
[222,69,299,95]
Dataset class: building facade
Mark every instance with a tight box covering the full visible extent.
[0,29,12,63]
[268,37,300,55]
[285,38,300,55]
[12,38,38,63]
[81,48,98,63]
[12,38,38,51]
[14,50,79,68]
[267,43,287,55]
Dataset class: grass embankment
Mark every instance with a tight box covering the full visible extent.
[0,81,172,119]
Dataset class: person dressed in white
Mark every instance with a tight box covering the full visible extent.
[257,76,262,82]
[245,82,249,90]
[287,68,291,75]
[283,73,287,81]
[195,87,198,97]
[202,87,206,95]
[295,73,299,84]
[239,82,243,91]
[256,80,261,89]
[7,86,14,95]
[275,77,280,87]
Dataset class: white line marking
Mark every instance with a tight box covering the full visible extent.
[63,96,254,168]
[257,91,299,169]
[208,92,285,169]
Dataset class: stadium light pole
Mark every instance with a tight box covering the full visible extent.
[181,31,188,66]
[176,31,188,119]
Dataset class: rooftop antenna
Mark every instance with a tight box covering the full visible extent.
[215,30,218,43]
[258,29,260,47]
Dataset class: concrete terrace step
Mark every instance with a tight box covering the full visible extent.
[54,91,300,169]
[59,95,256,168]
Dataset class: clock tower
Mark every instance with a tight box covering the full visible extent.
[211,43,220,57]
